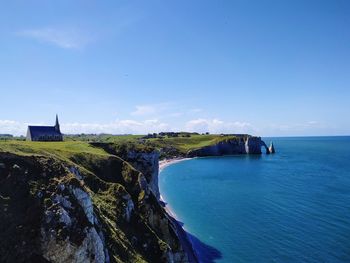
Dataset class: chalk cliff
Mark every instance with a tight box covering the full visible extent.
[0,152,194,263]
[187,136,271,157]
[269,142,275,154]
[125,151,160,200]
[89,143,161,200]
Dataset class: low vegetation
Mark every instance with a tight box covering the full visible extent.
[0,133,247,160]
[146,134,242,155]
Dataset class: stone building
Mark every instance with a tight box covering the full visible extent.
[26,115,63,141]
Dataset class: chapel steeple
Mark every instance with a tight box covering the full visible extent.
[55,114,60,132]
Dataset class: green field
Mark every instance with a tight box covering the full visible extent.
[0,141,109,161]
[0,133,245,160]
[147,134,240,154]
[64,134,143,143]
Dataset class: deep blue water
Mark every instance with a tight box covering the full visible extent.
[159,137,350,263]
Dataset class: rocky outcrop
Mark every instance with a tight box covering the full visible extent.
[245,137,266,154]
[89,143,161,200]
[126,150,160,200]
[269,142,275,154]
[187,136,271,157]
[41,186,108,263]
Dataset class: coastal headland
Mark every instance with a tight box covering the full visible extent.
[0,133,272,262]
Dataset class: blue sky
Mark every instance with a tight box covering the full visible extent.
[0,0,349,136]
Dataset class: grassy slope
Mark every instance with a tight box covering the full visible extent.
[64,134,143,143]
[0,141,109,160]
[0,134,243,157]
[0,134,242,158]
[147,134,240,154]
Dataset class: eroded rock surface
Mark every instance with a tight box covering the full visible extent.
[0,151,194,263]
[187,136,270,157]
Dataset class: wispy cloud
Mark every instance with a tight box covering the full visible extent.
[130,103,175,117]
[0,120,27,136]
[17,27,92,49]
[0,118,338,137]
[62,119,170,134]
[131,105,158,116]
[0,119,171,136]
[0,118,256,136]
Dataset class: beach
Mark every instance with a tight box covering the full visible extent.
[159,157,192,219]
[159,157,192,173]
[158,157,198,262]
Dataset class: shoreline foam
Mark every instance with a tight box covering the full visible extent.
[159,157,192,172]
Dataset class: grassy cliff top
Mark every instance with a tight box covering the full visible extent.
[147,134,242,153]
[0,141,109,161]
[0,133,249,159]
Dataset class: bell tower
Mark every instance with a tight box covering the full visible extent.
[55,114,60,132]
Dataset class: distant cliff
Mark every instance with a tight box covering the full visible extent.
[187,136,271,157]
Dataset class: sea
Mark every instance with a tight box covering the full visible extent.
[159,136,350,263]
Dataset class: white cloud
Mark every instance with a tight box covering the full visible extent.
[61,119,170,135]
[17,27,92,49]
[0,119,172,136]
[0,120,27,136]
[0,118,254,136]
[131,102,180,117]
[0,118,340,137]
[131,105,157,116]
[185,118,255,134]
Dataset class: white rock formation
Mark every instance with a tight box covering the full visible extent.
[127,151,160,199]
[41,185,109,263]
[42,227,106,263]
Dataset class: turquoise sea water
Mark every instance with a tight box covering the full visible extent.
[159,137,350,263]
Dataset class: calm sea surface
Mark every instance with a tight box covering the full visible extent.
[159,137,350,263]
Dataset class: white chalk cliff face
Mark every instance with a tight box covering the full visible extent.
[126,150,160,200]
[41,169,109,263]
[187,136,270,157]
[0,152,195,263]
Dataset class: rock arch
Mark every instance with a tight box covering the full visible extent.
[261,140,271,154]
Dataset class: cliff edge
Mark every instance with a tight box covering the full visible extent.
[0,150,194,263]
[187,136,271,157]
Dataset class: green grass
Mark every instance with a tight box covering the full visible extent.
[148,134,241,154]
[0,141,109,161]
[0,133,245,160]
[64,134,143,143]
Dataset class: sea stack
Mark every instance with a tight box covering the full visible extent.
[269,142,276,154]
